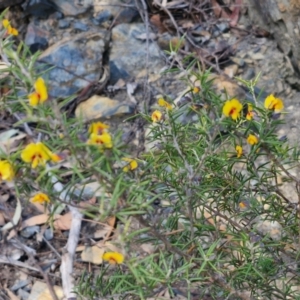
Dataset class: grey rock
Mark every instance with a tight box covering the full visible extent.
[23,0,57,17]
[25,23,49,53]
[231,57,245,67]
[93,10,112,25]
[37,30,110,98]
[75,95,135,121]
[243,68,255,80]
[116,6,139,24]
[73,21,89,31]
[51,0,92,16]
[51,11,64,19]
[216,22,230,33]
[58,19,70,29]
[109,23,163,84]
[20,225,39,238]
[17,289,30,300]
[44,228,54,240]
[254,217,284,241]
[94,0,138,23]
[11,280,30,291]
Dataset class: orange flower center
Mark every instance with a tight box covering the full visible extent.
[109,257,117,264]
[32,154,42,161]
[229,108,236,116]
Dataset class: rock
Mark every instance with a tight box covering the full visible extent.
[58,19,70,29]
[37,30,110,98]
[93,0,139,24]
[23,0,57,17]
[25,23,49,53]
[51,0,92,16]
[208,74,246,100]
[215,22,230,33]
[231,57,245,67]
[17,288,30,300]
[254,217,284,241]
[109,23,163,84]
[242,67,255,80]
[93,10,112,25]
[29,281,64,300]
[20,225,39,238]
[73,21,89,31]
[11,280,30,291]
[50,11,63,19]
[250,52,265,60]
[224,64,238,78]
[75,95,135,121]
[44,228,54,240]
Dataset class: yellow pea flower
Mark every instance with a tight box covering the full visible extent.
[89,122,109,135]
[193,86,200,93]
[158,98,172,110]
[0,160,14,181]
[30,193,50,204]
[151,110,162,122]
[87,132,113,149]
[235,145,243,158]
[21,142,60,168]
[122,157,138,172]
[2,19,18,36]
[264,94,284,112]
[222,98,243,120]
[247,134,258,146]
[246,104,254,120]
[102,252,124,264]
[28,77,48,106]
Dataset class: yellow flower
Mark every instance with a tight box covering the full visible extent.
[158,98,172,110]
[245,104,254,120]
[122,158,138,172]
[30,192,50,204]
[151,110,162,122]
[2,19,18,36]
[21,142,60,168]
[264,94,284,112]
[87,132,113,149]
[102,252,124,264]
[2,19,9,28]
[193,86,200,93]
[0,160,14,181]
[235,145,243,158]
[222,98,243,120]
[247,134,258,145]
[28,77,48,106]
[89,122,109,135]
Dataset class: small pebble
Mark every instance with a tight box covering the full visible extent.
[20,225,39,238]
[44,228,54,240]
[58,19,70,29]
[73,21,89,31]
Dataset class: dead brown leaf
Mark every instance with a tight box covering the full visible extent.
[211,0,230,19]
[150,14,168,33]
[53,212,72,230]
[0,211,5,226]
[229,0,242,26]
[81,245,105,265]
[22,214,49,229]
